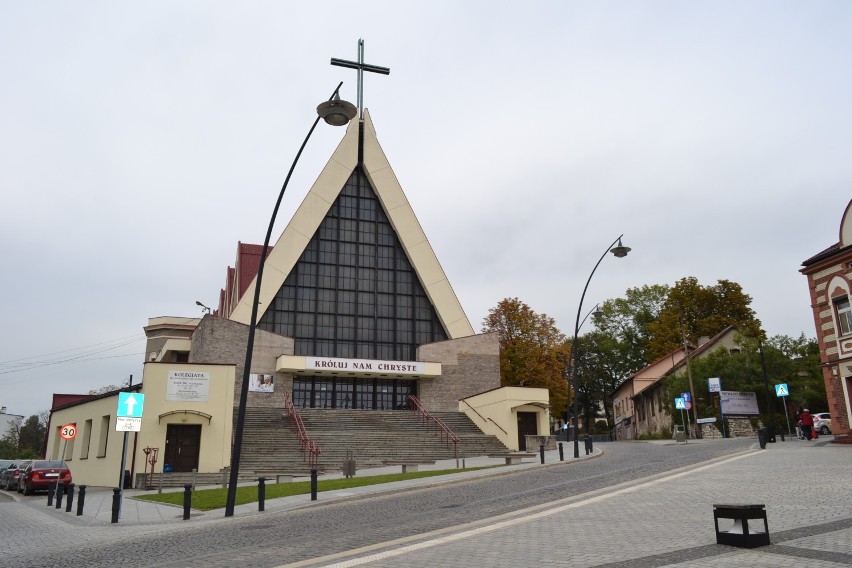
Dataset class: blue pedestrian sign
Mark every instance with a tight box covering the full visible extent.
[117,393,144,418]
[775,383,789,397]
[675,397,686,410]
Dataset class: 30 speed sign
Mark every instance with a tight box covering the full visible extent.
[59,423,78,440]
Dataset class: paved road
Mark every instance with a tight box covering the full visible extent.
[1,438,848,567]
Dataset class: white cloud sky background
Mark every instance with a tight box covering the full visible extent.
[1,1,850,418]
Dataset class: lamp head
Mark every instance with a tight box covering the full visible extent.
[610,237,631,258]
[317,93,357,126]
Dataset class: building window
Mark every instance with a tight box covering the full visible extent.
[257,168,448,360]
[80,419,93,459]
[836,297,852,336]
[97,415,110,458]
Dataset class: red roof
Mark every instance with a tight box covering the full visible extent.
[217,242,272,317]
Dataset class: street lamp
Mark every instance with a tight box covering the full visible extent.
[224,83,357,517]
[570,235,630,458]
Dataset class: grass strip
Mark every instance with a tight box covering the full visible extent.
[135,467,493,511]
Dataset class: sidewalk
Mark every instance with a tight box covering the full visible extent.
[10,441,605,525]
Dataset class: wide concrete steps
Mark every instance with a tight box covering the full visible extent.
[237,408,509,475]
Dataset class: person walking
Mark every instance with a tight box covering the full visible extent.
[795,407,803,439]
[800,408,814,441]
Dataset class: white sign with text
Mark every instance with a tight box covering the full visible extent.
[166,370,211,402]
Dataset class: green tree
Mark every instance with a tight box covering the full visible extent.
[17,413,48,457]
[648,277,763,360]
[482,298,568,412]
[595,284,670,370]
[573,330,627,432]
[662,334,823,432]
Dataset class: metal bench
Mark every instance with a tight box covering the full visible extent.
[382,461,435,474]
[713,504,770,548]
[488,453,537,465]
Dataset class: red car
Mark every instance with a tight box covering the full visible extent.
[20,460,72,495]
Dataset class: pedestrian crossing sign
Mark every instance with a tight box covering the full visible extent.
[675,397,686,410]
[775,383,789,397]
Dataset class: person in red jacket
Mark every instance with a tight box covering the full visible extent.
[800,408,814,440]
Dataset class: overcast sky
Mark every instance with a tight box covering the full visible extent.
[1,1,850,419]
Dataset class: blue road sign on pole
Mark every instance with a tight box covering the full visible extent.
[775,383,789,397]
[117,393,144,418]
[675,398,686,410]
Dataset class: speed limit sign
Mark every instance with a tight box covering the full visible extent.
[59,423,78,440]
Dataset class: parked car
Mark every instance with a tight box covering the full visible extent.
[0,461,15,488]
[1,460,32,491]
[20,460,72,495]
[813,412,832,434]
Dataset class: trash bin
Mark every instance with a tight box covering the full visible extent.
[757,428,768,449]
[765,426,776,444]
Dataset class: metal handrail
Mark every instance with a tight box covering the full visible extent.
[408,395,459,459]
[283,390,321,468]
[460,399,508,436]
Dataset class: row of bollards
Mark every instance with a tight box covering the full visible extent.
[47,482,86,516]
[554,438,594,464]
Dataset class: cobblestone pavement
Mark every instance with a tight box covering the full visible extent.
[1,438,847,567]
[299,440,851,568]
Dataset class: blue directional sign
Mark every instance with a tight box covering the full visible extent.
[775,383,789,397]
[675,397,686,410]
[117,393,144,418]
[681,392,691,402]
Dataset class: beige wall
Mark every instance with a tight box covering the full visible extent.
[46,362,236,488]
[418,333,501,412]
[459,387,550,451]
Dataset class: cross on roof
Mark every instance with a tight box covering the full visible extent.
[330,39,390,118]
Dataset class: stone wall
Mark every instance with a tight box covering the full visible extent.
[417,333,501,412]
[189,315,293,410]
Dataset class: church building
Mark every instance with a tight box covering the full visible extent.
[46,63,550,487]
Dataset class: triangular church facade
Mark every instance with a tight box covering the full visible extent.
[216,111,496,412]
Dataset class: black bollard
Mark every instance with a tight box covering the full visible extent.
[111,488,121,523]
[47,481,56,507]
[258,477,266,512]
[780,430,785,442]
[539,444,545,464]
[55,483,64,509]
[584,435,592,455]
[558,442,564,462]
[183,484,192,520]
[310,469,318,501]
[65,483,75,512]
[76,485,86,516]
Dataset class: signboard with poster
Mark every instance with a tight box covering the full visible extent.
[719,391,760,416]
[249,373,275,393]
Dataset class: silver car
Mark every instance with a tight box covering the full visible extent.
[813,412,832,434]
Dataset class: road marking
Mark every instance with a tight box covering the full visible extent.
[280,451,757,568]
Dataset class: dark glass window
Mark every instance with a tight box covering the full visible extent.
[258,168,448,357]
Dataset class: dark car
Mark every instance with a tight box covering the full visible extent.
[20,460,72,495]
[1,460,32,491]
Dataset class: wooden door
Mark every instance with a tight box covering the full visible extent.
[164,425,202,472]
[517,412,538,451]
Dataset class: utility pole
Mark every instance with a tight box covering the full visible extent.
[681,321,700,438]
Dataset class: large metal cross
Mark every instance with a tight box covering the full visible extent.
[331,39,390,118]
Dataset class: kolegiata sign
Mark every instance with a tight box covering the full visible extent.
[708,377,721,392]
[719,391,759,416]
[167,371,211,401]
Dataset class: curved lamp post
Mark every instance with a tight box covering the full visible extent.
[224,83,357,517]
[570,235,630,458]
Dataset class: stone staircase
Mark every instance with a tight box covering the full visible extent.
[238,408,509,476]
